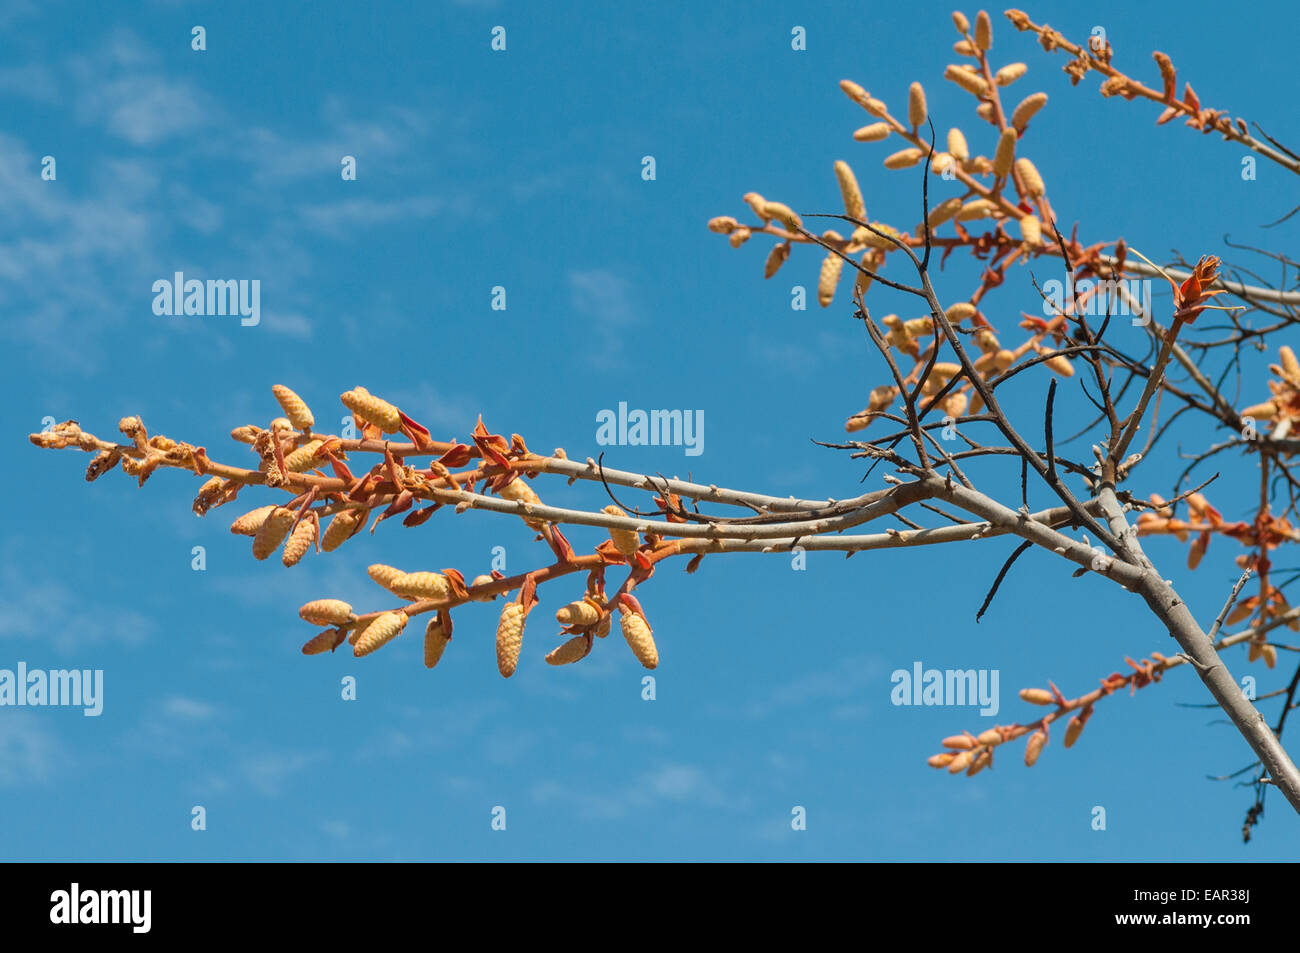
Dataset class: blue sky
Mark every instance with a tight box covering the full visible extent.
[4,0,1300,860]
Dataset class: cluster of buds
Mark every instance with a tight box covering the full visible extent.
[1240,346,1300,448]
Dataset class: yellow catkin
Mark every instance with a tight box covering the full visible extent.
[945,302,977,322]
[1024,730,1047,766]
[1010,92,1048,130]
[952,11,970,33]
[499,477,545,529]
[424,617,450,669]
[301,628,346,655]
[945,392,968,417]
[470,575,498,602]
[967,749,992,776]
[833,161,866,221]
[908,82,927,127]
[944,64,987,97]
[993,127,1017,177]
[619,607,659,669]
[1240,401,1277,421]
[299,600,355,625]
[1262,644,1278,668]
[269,417,294,434]
[556,600,601,627]
[743,192,769,220]
[764,242,790,278]
[282,519,317,567]
[496,602,526,677]
[883,148,924,170]
[974,10,992,49]
[1019,688,1054,705]
[977,729,1002,746]
[231,425,262,444]
[283,439,325,473]
[761,201,802,231]
[546,635,589,666]
[1280,346,1300,383]
[948,750,974,773]
[1016,157,1044,197]
[947,128,969,161]
[368,563,406,591]
[230,505,277,536]
[602,505,641,556]
[928,196,964,227]
[729,227,751,248]
[354,611,407,657]
[1038,347,1075,377]
[995,62,1027,86]
[839,79,872,110]
[818,251,845,307]
[957,198,997,221]
[1018,214,1042,246]
[855,251,875,295]
[852,122,891,142]
[707,216,739,233]
[340,387,402,433]
[391,571,453,601]
[928,752,956,768]
[1063,715,1085,748]
[941,734,974,749]
[975,102,995,123]
[251,507,295,560]
[321,508,366,551]
[953,39,975,56]
[272,385,314,431]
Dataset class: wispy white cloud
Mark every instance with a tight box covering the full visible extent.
[569,268,640,361]
[0,713,58,787]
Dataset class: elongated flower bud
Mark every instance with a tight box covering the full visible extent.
[1019,687,1054,705]
[1010,92,1048,130]
[948,750,974,773]
[283,439,325,473]
[883,147,924,169]
[499,477,545,529]
[852,122,891,142]
[833,160,866,221]
[340,387,402,433]
[941,734,974,750]
[952,11,970,33]
[301,628,347,655]
[707,216,739,234]
[251,507,295,560]
[976,728,1002,747]
[996,62,1027,86]
[321,508,366,551]
[908,82,927,127]
[424,617,450,669]
[1024,730,1047,766]
[818,250,845,307]
[619,606,659,669]
[282,518,317,567]
[966,749,992,776]
[602,505,640,557]
[354,611,407,657]
[1063,714,1086,748]
[945,302,977,322]
[368,563,406,591]
[391,571,453,601]
[928,196,964,227]
[299,599,355,626]
[272,385,314,431]
[928,752,956,768]
[230,505,276,536]
[1016,157,1044,196]
[231,425,262,444]
[496,602,526,677]
[1018,214,1041,246]
[947,127,969,161]
[761,201,802,231]
[993,127,1017,177]
[764,242,790,278]
[729,227,751,248]
[546,635,589,666]
[944,64,987,97]
[974,10,992,49]
[956,198,997,221]
[556,600,601,627]
[1280,346,1300,384]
